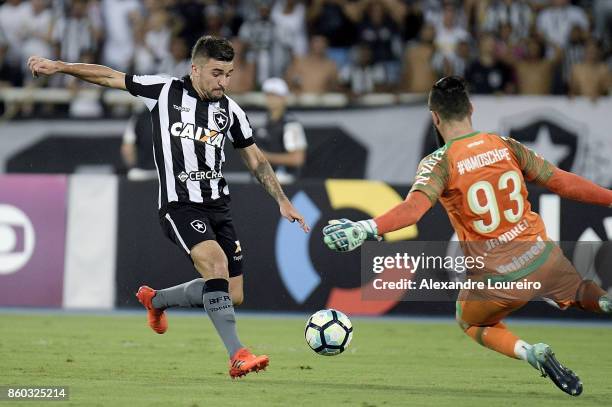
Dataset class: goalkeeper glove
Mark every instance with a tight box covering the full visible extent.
[322,218,381,252]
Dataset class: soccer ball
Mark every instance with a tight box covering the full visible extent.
[304,309,353,356]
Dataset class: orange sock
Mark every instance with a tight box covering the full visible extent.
[464,322,520,359]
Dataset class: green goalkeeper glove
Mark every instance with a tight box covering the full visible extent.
[322,218,381,252]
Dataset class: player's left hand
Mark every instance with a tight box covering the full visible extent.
[280,200,310,233]
[322,218,381,252]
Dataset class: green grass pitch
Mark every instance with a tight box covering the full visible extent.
[1,312,611,406]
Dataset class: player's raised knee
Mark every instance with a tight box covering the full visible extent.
[191,247,229,280]
[201,259,229,280]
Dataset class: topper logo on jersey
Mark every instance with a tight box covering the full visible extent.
[172,104,190,112]
[170,122,223,148]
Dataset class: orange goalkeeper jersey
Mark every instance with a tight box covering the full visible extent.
[411,132,554,246]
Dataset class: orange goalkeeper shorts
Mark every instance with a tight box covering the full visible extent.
[456,244,585,327]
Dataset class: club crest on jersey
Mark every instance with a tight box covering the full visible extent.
[213,111,229,131]
[190,220,207,233]
[170,122,223,148]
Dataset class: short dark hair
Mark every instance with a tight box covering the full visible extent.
[428,76,471,121]
[191,36,234,62]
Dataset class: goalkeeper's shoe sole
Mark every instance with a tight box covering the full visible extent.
[229,348,269,379]
[530,343,582,396]
[136,286,168,334]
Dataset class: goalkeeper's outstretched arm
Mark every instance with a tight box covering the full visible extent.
[543,168,612,207]
[373,191,432,235]
[27,56,126,90]
[322,191,431,252]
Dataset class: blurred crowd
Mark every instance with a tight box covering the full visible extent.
[0,0,610,100]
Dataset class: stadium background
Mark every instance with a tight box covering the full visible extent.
[0,0,611,315]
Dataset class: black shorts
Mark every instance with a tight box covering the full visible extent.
[160,200,244,277]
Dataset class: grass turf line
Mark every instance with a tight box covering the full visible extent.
[1,314,610,407]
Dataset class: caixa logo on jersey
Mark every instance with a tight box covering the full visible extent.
[170,122,223,148]
[499,109,586,173]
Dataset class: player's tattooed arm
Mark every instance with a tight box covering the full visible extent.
[239,145,310,232]
[239,144,287,202]
[254,160,288,203]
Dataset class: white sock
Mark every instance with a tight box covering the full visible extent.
[514,339,532,361]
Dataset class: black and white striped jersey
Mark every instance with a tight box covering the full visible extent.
[125,74,255,211]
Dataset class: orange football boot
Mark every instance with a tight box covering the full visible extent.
[136,286,168,334]
[229,348,269,378]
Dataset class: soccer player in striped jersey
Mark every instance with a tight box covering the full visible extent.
[27,36,310,378]
[323,76,612,396]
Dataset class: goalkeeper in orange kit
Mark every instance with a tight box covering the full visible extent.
[323,76,612,396]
